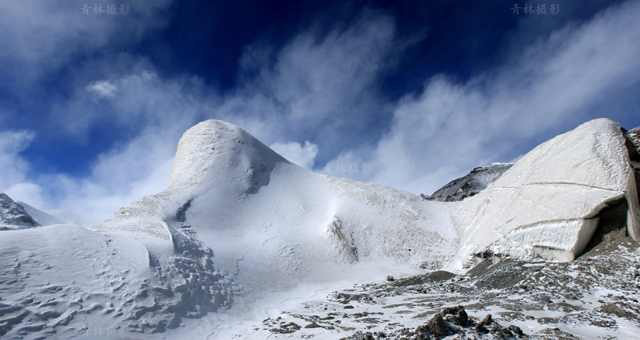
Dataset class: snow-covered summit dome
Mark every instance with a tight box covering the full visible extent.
[169,119,288,195]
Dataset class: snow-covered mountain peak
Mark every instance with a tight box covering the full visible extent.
[169,119,288,196]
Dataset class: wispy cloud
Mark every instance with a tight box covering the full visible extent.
[324,0,640,193]
[270,141,319,169]
[0,0,171,86]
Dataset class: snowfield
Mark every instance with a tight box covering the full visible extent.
[1,118,639,339]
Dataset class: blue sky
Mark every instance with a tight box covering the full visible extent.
[0,0,639,222]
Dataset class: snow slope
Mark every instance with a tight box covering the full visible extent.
[453,118,640,267]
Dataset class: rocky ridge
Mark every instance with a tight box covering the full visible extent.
[0,193,39,230]
[421,163,512,202]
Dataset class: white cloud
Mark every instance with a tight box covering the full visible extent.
[0,131,34,190]
[87,80,118,98]
[0,0,172,84]
[270,141,319,169]
[215,11,397,157]
[325,0,640,193]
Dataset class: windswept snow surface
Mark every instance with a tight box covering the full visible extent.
[2,118,639,339]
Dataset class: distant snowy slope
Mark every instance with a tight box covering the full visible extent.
[0,193,39,230]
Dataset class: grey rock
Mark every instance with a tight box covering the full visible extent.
[0,193,39,230]
[422,163,512,202]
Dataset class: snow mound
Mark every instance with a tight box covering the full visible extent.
[454,118,640,266]
[0,193,39,230]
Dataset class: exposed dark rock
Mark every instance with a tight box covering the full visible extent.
[422,163,512,202]
[580,197,629,257]
[441,305,469,326]
[624,127,640,162]
[174,198,193,222]
[334,292,374,304]
[0,193,39,229]
[600,303,638,320]
[475,314,492,332]
[269,322,300,334]
[392,271,455,287]
[423,312,450,337]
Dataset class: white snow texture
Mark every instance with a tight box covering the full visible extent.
[0,117,638,338]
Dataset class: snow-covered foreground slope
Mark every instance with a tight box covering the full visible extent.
[2,118,639,339]
[0,223,234,339]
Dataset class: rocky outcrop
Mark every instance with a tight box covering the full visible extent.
[257,235,640,339]
[422,163,512,202]
[0,193,39,230]
[625,127,640,159]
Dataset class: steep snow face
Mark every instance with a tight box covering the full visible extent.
[423,163,512,202]
[0,193,39,230]
[453,119,640,267]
